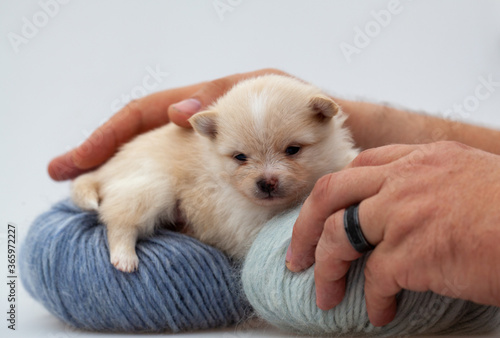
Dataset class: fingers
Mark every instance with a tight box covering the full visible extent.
[168,76,234,128]
[49,68,289,181]
[168,68,289,127]
[48,151,90,181]
[286,167,386,273]
[364,252,401,326]
[347,144,420,169]
[48,83,204,181]
[287,145,420,272]
[287,144,420,270]
[313,201,401,325]
[313,211,362,310]
[312,194,389,310]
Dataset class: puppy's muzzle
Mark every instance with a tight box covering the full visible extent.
[256,177,279,195]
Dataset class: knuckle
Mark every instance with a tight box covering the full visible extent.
[310,173,336,204]
[322,214,344,247]
[435,140,462,148]
[193,78,232,106]
[401,149,427,173]
[364,254,392,286]
[428,141,470,159]
[351,149,379,167]
[119,99,143,124]
[365,252,404,297]
[208,77,232,94]
[439,140,470,151]
[364,257,392,298]
[120,100,144,132]
[402,141,470,169]
[320,212,362,261]
[364,257,379,283]
[123,99,140,114]
[383,202,422,242]
[315,239,334,265]
[315,221,338,262]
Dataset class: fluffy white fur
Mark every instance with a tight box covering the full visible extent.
[71,75,359,272]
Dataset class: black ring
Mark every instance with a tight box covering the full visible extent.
[344,203,375,253]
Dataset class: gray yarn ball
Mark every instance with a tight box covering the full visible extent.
[242,208,500,336]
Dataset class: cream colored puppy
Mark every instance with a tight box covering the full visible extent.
[71,75,358,272]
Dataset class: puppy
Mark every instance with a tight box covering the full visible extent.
[71,75,358,272]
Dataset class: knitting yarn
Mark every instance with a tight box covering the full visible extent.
[20,199,250,332]
[242,208,500,336]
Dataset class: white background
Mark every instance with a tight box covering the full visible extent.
[1,1,500,337]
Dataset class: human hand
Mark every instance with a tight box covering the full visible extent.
[285,141,500,326]
[47,68,289,181]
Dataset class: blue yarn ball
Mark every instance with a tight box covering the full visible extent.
[20,199,250,332]
[242,208,500,336]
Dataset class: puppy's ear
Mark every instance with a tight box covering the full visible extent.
[308,95,339,121]
[189,111,218,139]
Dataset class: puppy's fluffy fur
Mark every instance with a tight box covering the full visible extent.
[71,75,358,272]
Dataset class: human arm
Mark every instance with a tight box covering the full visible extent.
[338,98,500,155]
[48,70,500,180]
[47,68,288,180]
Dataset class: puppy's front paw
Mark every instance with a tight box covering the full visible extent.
[110,250,139,273]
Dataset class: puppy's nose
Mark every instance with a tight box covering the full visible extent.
[257,177,279,194]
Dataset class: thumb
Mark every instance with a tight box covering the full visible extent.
[168,78,233,128]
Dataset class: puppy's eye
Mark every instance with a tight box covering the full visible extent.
[234,153,248,162]
[285,146,301,156]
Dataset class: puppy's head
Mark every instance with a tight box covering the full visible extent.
[189,75,354,209]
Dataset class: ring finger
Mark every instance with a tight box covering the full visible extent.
[313,197,385,309]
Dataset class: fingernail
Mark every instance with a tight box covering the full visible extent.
[285,245,292,264]
[171,98,201,115]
